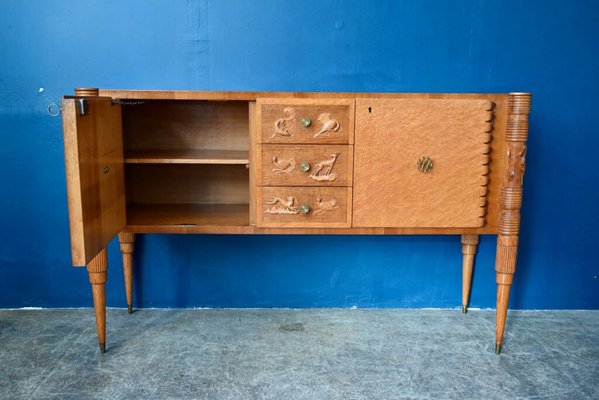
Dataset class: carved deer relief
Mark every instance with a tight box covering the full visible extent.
[315,113,341,138]
[272,156,296,175]
[264,195,300,215]
[313,197,339,215]
[309,153,340,182]
[273,107,296,139]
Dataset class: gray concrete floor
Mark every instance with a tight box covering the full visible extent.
[0,309,598,400]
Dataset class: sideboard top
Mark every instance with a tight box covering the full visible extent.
[66,89,522,101]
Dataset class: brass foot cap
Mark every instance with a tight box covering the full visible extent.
[128,305,133,314]
[461,305,468,314]
[99,343,106,353]
[495,344,502,355]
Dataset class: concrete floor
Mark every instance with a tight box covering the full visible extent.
[0,309,598,400]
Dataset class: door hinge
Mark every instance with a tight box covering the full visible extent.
[76,99,89,116]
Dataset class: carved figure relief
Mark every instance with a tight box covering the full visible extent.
[273,107,296,138]
[272,156,296,175]
[264,195,299,215]
[313,197,339,215]
[506,144,527,186]
[309,153,339,182]
[315,113,341,138]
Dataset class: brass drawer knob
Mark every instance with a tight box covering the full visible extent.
[417,156,433,173]
[300,162,311,172]
[299,204,311,214]
[300,116,311,127]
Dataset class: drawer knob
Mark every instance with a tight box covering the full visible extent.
[299,162,311,172]
[300,116,311,127]
[299,204,311,214]
[417,156,434,173]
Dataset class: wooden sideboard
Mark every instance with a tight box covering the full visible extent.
[62,88,531,354]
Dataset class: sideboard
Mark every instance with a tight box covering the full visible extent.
[62,88,531,354]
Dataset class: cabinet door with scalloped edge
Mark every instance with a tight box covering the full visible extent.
[353,98,494,228]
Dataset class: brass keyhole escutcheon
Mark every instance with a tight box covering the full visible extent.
[417,156,433,173]
[300,116,311,127]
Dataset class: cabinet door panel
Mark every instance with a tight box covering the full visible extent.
[353,98,493,228]
[63,98,125,266]
[260,144,352,186]
[257,98,354,144]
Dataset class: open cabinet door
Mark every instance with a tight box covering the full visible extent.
[62,97,125,266]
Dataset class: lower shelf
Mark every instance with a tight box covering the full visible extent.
[126,203,249,227]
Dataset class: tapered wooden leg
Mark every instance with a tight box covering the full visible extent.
[496,271,514,355]
[118,232,136,314]
[494,92,531,354]
[461,234,479,314]
[87,248,108,353]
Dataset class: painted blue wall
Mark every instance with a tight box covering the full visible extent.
[1,1,598,309]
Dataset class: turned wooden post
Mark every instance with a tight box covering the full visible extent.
[118,232,136,314]
[495,92,531,354]
[461,234,479,314]
[87,248,108,353]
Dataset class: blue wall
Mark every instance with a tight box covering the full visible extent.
[1,1,598,309]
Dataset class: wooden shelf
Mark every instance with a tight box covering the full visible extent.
[124,150,249,165]
[126,203,249,227]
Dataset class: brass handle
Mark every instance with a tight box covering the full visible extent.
[299,204,311,214]
[300,162,311,172]
[300,116,311,127]
[417,156,433,173]
[102,166,110,174]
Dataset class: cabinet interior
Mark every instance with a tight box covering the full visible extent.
[121,100,250,227]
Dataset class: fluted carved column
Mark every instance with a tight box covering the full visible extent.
[495,92,531,354]
[118,232,136,314]
[87,248,108,353]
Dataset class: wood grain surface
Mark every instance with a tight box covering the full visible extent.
[260,144,352,186]
[257,98,354,144]
[257,186,351,228]
[353,98,494,228]
[63,97,126,266]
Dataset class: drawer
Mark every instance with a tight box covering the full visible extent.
[257,98,354,144]
[257,186,352,228]
[260,144,352,187]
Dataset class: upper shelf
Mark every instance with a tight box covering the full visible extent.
[124,149,249,165]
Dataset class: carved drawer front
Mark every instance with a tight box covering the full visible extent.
[353,98,494,228]
[258,186,352,228]
[260,144,352,187]
[257,98,354,144]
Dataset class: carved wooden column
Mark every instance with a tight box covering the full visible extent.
[118,232,136,314]
[461,234,479,314]
[87,248,108,353]
[495,92,531,354]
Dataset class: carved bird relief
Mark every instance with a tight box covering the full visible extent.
[309,153,339,182]
[272,156,296,175]
[273,107,296,138]
[313,197,339,215]
[265,195,299,214]
[314,113,340,138]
